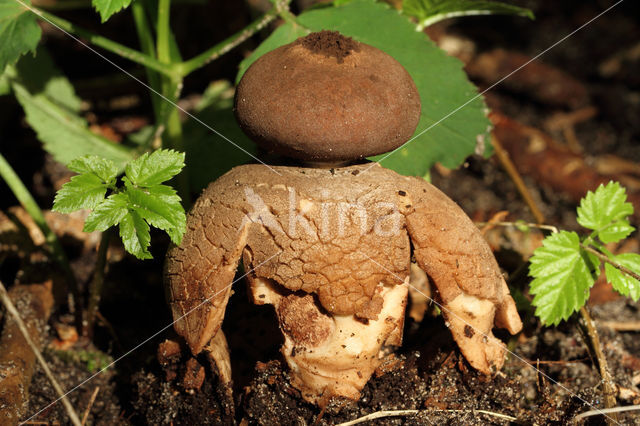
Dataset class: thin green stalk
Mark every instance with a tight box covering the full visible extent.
[131,0,163,120]
[86,230,110,337]
[154,0,190,206]
[0,153,80,316]
[178,7,280,76]
[31,7,178,78]
[156,0,172,64]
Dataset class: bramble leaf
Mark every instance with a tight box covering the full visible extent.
[605,253,640,301]
[529,231,597,325]
[68,155,119,183]
[125,149,185,187]
[237,0,492,177]
[0,0,42,71]
[598,219,635,244]
[577,181,634,237]
[84,193,128,233]
[118,209,152,259]
[403,0,534,31]
[53,173,109,213]
[124,185,186,245]
[92,0,132,23]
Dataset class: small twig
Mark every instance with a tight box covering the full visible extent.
[599,320,640,331]
[0,280,82,426]
[579,306,618,424]
[581,244,640,282]
[335,408,518,426]
[475,220,559,233]
[81,386,100,426]
[491,134,546,224]
[574,404,640,422]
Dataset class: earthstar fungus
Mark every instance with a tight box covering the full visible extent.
[165,31,522,405]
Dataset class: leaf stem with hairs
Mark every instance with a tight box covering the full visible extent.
[581,244,640,282]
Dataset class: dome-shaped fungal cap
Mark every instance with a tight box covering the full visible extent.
[234,31,421,162]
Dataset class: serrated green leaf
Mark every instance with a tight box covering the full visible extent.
[124,185,186,244]
[236,0,491,177]
[0,0,42,71]
[125,149,185,187]
[529,231,596,325]
[598,219,635,244]
[403,0,534,31]
[118,209,152,259]
[10,74,134,169]
[577,181,634,233]
[53,173,109,213]
[92,0,132,23]
[84,192,128,233]
[68,155,119,184]
[605,253,640,301]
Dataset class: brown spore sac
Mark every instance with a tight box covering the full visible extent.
[296,30,360,63]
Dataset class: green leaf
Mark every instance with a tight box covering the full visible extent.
[0,71,9,95]
[183,86,258,192]
[68,155,119,183]
[598,219,635,244]
[577,181,634,235]
[237,0,491,177]
[10,70,134,169]
[529,231,596,325]
[403,0,534,31]
[53,173,109,213]
[605,253,640,301]
[84,192,128,233]
[15,46,82,112]
[92,0,132,23]
[124,185,186,244]
[0,0,42,71]
[118,209,152,259]
[125,149,185,187]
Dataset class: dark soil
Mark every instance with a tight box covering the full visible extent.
[2,0,640,425]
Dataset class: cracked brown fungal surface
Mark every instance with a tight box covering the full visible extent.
[234,31,421,162]
[165,162,523,393]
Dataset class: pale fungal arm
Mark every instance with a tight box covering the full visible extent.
[405,180,522,373]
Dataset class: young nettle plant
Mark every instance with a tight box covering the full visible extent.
[53,149,186,260]
[529,181,640,325]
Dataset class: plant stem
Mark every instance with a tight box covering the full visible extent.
[579,306,618,424]
[131,0,163,120]
[581,244,640,282]
[0,153,81,317]
[491,135,546,224]
[86,230,110,337]
[177,7,280,76]
[31,7,178,78]
[156,0,172,65]
[155,0,190,207]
